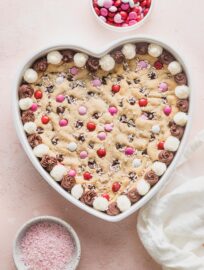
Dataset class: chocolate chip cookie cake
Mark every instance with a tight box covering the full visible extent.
[18,42,189,216]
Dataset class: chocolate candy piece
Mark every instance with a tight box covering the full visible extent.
[158,150,174,165]
[61,175,76,191]
[80,191,97,206]
[127,188,141,203]
[86,57,100,72]
[174,72,187,85]
[144,170,159,186]
[40,155,58,172]
[19,84,34,99]
[33,57,48,72]
[159,50,175,65]
[27,134,42,148]
[136,42,149,55]
[61,50,75,63]
[177,99,189,112]
[111,50,125,64]
[106,202,120,216]
[21,110,35,124]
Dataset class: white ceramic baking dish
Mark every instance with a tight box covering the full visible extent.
[13,36,193,222]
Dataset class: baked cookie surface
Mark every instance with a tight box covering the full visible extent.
[18,42,189,215]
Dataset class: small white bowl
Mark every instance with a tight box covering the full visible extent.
[13,216,81,270]
[90,0,155,32]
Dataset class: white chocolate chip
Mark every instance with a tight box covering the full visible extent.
[71,184,83,199]
[122,43,136,60]
[116,195,131,212]
[67,142,77,152]
[33,144,49,158]
[136,179,151,195]
[168,61,182,75]
[50,164,67,182]
[73,53,88,68]
[132,158,141,168]
[175,85,190,99]
[152,161,167,176]
[164,136,180,152]
[23,68,38,83]
[99,54,115,71]
[93,197,109,211]
[19,98,33,110]
[173,112,188,126]
[24,122,37,134]
[47,51,63,65]
[151,124,160,134]
[148,44,163,57]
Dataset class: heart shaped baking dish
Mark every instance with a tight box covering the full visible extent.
[13,36,192,222]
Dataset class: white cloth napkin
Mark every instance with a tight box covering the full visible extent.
[137,130,204,270]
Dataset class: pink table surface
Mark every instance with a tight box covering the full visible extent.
[0,0,204,269]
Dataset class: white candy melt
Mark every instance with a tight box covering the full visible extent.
[73,53,88,68]
[175,85,190,99]
[23,68,38,83]
[132,158,141,168]
[50,164,67,182]
[47,51,63,65]
[93,197,109,211]
[71,184,83,199]
[19,98,33,110]
[137,179,150,195]
[67,142,77,152]
[168,61,182,75]
[151,124,160,134]
[99,54,115,71]
[164,136,180,152]
[33,144,49,158]
[117,195,131,212]
[148,44,163,58]
[122,43,136,60]
[152,161,167,176]
[24,122,37,134]
[174,112,188,126]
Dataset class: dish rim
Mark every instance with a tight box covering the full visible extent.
[13,35,193,222]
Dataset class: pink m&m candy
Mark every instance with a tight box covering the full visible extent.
[129,11,137,20]
[159,82,168,92]
[114,13,123,23]
[97,132,107,140]
[103,0,113,8]
[125,147,135,155]
[59,119,68,127]
[30,103,38,112]
[68,169,76,177]
[92,78,101,87]
[100,7,108,16]
[129,20,136,26]
[56,94,65,103]
[138,60,148,69]
[80,151,88,159]
[78,106,87,115]
[70,66,78,75]
[104,123,114,132]
[108,106,118,115]
[163,106,172,116]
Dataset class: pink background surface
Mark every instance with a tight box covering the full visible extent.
[0,0,204,269]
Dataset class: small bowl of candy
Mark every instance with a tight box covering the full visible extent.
[91,0,154,32]
[13,216,81,270]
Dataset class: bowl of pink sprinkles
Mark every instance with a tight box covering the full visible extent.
[13,216,81,270]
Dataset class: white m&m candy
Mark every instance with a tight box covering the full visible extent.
[71,184,83,199]
[122,43,136,60]
[168,61,182,75]
[47,51,63,65]
[74,53,88,68]
[117,195,131,212]
[24,68,38,83]
[24,122,37,134]
[164,136,180,152]
[50,164,67,181]
[152,161,167,176]
[93,197,109,211]
[136,179,150,195]
[175,85,190,99]
[99,54,115,71]
[173,112,188,126]
[67,142,77,152]
[148,44,163,58]
[19,98,33,110]
[33,144,49,158]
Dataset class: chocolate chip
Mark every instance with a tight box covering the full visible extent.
[136,42,149,55]
[127,119,136,127]
[88,160,97,169]
[33,57,48,72]
[133,78,140,84]
[101,76,107,85]
[61,50,75,63]
[56,154,64,162]
[88,141,95,149]
[46,103,52,113]
[66,95,76,104]
[118,99,124,107]
[116,143,123,150]
[75,120,83,129]
[110,159,120,171]
[46,85,54,93]
[142,149,147,155]
[128,172,137,181]
[56,106,65,114]
[77,134,85,142]
[51,137,59,145]
[119,114,127,123]
[117,75,124,82]
[96,167,103,175]
[148,71,157,80]
[144,112,155,120]
[37,126,44,134]
[92,112,100,119]
[87,91,95,97]
[86,57,99,72]
[67,75,74,81]
[128,97,136,105]
[128,134,135,142]
[111,50,125,64]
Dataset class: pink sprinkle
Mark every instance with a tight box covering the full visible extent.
[125,147,135,156]
[92,78,101,87]
[56,94,65,103]
[30,103,38,112]
[70,66,78,75]
[20,221,74,270]
[68,169,76,177]
[59,119,68,127]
